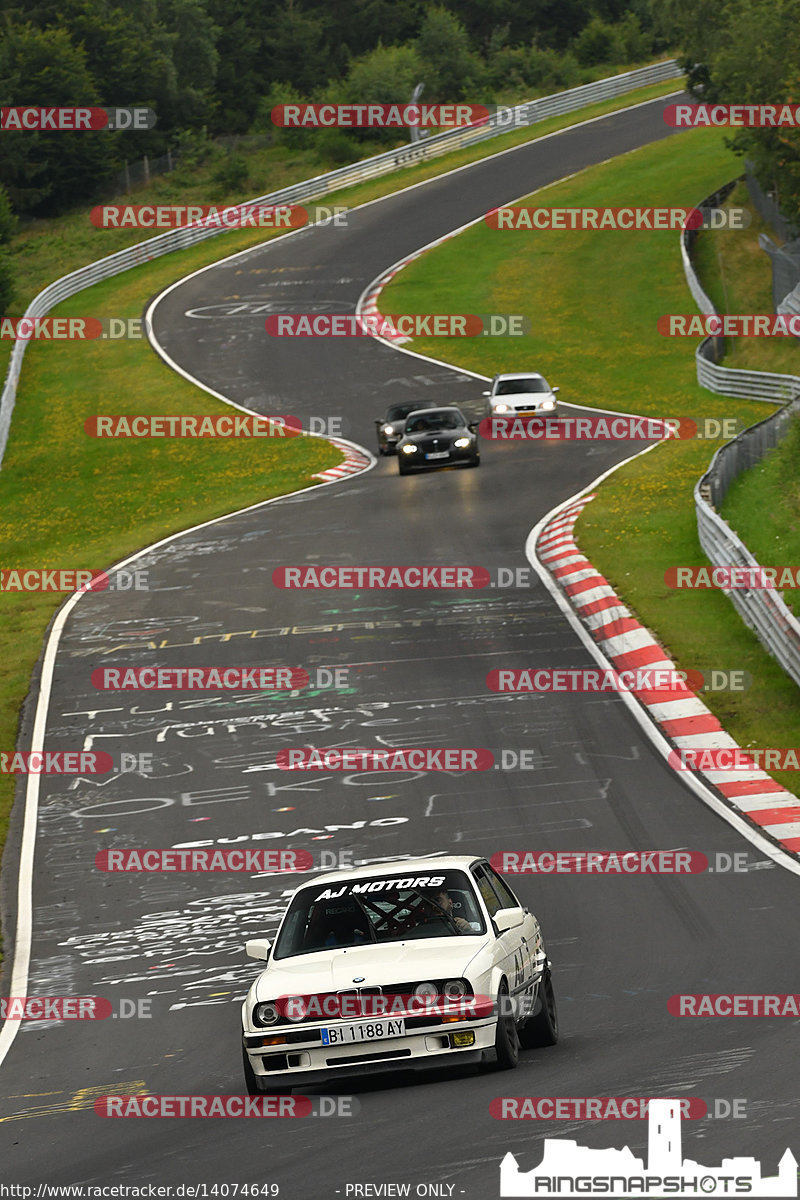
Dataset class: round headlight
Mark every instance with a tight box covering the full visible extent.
[254,1001,280,1026]
[541,399,555,410]
[443,979,467,999]
[401,443,418,454]
[494,403,510,413]
[413,982,439,999]
[383,424,394,434]
[454,437,471,448]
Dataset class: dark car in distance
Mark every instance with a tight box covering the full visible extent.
[396,407,480,475]
[375,399,439,455]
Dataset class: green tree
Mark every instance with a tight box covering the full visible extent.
[415,6,484,99]
[573,17,624,66]
[0,23,112,215]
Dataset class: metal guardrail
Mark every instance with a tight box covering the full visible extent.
[680,182,800,403]
[683,184,800,687]
[695,401,800,688]
[0,58,682,469]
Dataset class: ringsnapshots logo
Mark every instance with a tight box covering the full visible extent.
[499,1098,797,1197]
[0,106,156,131]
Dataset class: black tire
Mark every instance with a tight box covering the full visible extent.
[398,462,410,476]
[242,1042,261,1096]
[494,980,520,1070]
[519,969,559,1049]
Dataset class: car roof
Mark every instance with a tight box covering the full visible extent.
[303,854,485,890]
[404,406,463,416]
[493,372,546,381]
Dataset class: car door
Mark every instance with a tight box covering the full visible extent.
[471,863,528,1011]
[478,862,544,1018]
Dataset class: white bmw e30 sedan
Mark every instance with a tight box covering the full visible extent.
[241,854,558,1093]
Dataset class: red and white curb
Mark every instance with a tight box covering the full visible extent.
[360,264,414,344]
[357,230,463,346]
[536,494,800,859]
[313,439,373,481]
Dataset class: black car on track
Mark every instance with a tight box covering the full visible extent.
[396,406,480,475]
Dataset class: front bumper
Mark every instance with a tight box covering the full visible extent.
[399,445,477,469]
[489,402,559,416]
[243,1016,496,1088]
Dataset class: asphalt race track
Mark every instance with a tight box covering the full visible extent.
[2,95,799,1194]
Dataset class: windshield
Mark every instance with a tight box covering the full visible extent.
[273,869,486,958]
[404,411,464,434]
[495,377,549,395]
[387,402,430,422]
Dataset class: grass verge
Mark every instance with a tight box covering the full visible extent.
[377,126,800,796]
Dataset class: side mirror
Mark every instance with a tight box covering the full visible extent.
[482,390,491,397]
[468,422,479,433]
[494,906,525,933]
[245,938,271,961]
[552,386,560,394]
